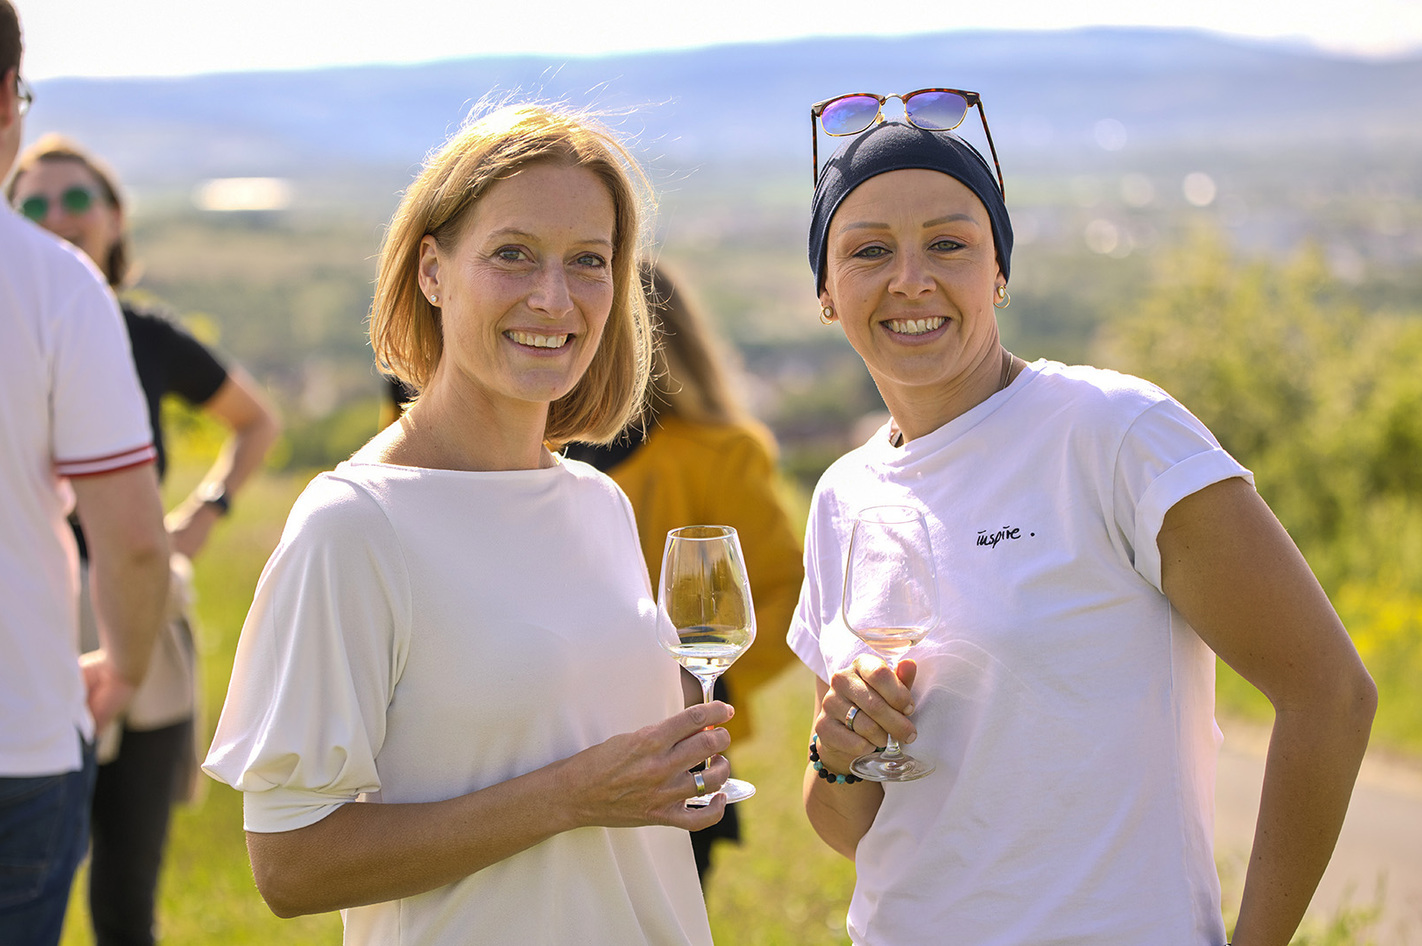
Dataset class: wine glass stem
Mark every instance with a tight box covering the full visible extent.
[698,674,717,772]
[881,657,905,760]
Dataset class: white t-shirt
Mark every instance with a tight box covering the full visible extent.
[790,360,1250,946]
[0,207,155,776]
[204,458,712,946]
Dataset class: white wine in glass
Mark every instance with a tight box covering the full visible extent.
[842,504,939,782]
[657,525,756,805]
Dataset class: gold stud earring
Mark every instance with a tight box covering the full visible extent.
[820,305,836,325]
[994,286,1011,310]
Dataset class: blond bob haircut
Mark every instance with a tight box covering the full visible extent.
[371,102,654,445]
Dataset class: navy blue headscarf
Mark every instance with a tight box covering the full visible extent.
[808,122,1013,293]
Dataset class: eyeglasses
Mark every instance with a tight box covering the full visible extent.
[15,74,33,117]
[19,186,99,222]
[810,88,1004,197]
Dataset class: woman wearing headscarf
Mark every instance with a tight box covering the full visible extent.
[790,89,1375,945]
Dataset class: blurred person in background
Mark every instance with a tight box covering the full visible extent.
[793,92,1375,945]
[203,102,728,945]
[565,258,804,882]
[7,134,281,946]
[0,4,169,942]
[379,375,417,428]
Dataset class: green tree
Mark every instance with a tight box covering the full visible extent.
[1095,229,1422,750]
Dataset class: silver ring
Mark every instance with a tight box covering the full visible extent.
[693,771,707,795]
[844,705,861,730]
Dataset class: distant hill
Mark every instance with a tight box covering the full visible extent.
[23,26,1422,204]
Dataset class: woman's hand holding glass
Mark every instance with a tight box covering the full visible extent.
[837,504,938,781]
[816,653,921,777]
[557,699,734,830]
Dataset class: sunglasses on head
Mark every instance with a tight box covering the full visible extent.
[19,186,98,222]
[810,87,1005,196]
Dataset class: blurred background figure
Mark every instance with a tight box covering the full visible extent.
[7,133,280,946]
[378,374,417,428]
[565,259,805,882]
[1,6,169,944]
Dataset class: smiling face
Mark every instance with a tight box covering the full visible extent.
[818,167,1006,437]
[9,156,122,280]
[417,160,617,418]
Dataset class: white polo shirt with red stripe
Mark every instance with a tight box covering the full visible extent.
[1,205,155,777]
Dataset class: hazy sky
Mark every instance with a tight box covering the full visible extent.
[19,0,1422,81]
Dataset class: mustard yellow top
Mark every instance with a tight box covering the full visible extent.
[605,416,805,741]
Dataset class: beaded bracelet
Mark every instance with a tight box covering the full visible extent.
[809,733,864,784]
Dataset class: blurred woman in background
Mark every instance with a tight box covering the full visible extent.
[565,259,805,880]
[7,134,280,946]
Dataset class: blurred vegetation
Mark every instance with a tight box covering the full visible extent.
[1095,229,1422,751]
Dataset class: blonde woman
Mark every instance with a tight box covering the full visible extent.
[204,104,726,945]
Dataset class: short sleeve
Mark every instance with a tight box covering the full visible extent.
[51,269,154,476]
[148,307,229,406]
[202,475,413,832]
[1113,399,1254,592]
[787,489,833,683]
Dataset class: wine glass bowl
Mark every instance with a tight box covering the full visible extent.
[657,525,757,804]
[842,505,938,782]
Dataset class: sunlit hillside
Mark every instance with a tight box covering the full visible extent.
[20,26,1420,482]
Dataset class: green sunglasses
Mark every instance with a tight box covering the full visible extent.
[19,186,99,222]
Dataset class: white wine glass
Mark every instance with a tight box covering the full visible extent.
[657,525,757,805]
[842,504,939,782]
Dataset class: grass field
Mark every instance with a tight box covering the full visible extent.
[56,466,1398,944]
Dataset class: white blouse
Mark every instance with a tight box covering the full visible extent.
[205,458,712,945]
